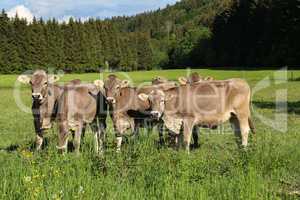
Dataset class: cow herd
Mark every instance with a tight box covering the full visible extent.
[17,70,255,154]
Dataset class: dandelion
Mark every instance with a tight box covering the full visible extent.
[78,186,85,194]
[51,194,57,199]
[21,150,33,159]
[51,192,63,200]
[24,176,31,183]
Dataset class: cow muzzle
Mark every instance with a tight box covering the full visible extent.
[32,93,43,101]
[150,111,162,119]
[107,97,116,104]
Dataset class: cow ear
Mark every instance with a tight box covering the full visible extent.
[165,94,175,101]
[94,80,104,88]
[138,93,149,102]
[121,80,130,88]
[17,75,31,84]
[48,75,60,83]
[178,77,187,85]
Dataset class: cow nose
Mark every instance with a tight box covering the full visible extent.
[32,93,42,100]
[151,111,161,119]
[107,97,116,104]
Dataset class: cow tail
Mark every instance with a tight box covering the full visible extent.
[248,118,256,134]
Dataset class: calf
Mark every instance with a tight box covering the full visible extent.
[56,81,107,154]
[140,79,255,152]
[17,70,81,150]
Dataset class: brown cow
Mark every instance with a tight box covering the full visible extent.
[139,79,255,152]
[56,81,107,154]
[104,76,177,151]
[17,70,81,150]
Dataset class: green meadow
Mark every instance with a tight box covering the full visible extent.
[0,69,299,199]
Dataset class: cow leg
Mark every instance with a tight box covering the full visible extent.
[192,126,199,148]
[81,123,86,144]
[57,122,69,154]
[231,113,250,148]
[116,135,123,152]
[98,119,107,155]
[183,119,194,153]
[73,123,83,155]
[230,114,241,146]
[94,121,106,155]
[90,120,98,153]
[35,133,43,151]
[239,116,250,147]
[158,122,165,145]
[133,124,140,139]
[90,120,103,155]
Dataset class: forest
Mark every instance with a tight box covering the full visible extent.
[0,0,299,73]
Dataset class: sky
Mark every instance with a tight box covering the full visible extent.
[0,0,180,23]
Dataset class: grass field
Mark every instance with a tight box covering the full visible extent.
[0,69,300,200]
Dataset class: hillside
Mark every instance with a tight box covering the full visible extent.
[0,0,299,73]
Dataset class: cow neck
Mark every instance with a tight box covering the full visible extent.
[36,84,62,115]
[50,84,63,100]
[117,87,150,112]
[164,87,178,113]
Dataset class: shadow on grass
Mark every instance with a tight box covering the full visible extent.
[253,101,300,115]
[0,140,36,153]
[292,77,300,81]
[0,137,75,153]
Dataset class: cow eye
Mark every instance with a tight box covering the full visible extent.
[44,81,48,85]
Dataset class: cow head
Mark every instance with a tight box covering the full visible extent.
[178,72,214,85]
[17,70,60,103]
[138,90,168,119]
[178,72,203,85]
[104,75,129,104]
[152,76,168,85]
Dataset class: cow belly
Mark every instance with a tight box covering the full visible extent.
[196,111,232,127]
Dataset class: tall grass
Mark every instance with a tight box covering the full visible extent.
[0,69,299,199]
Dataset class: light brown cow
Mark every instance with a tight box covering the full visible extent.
[17,70,81,150]
[56,81,107,154]
[139,79,255,152]
[104,76,177,151]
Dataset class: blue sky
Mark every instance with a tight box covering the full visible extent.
[0,0,179,22]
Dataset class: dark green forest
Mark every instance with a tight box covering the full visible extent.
[0,0,299,73]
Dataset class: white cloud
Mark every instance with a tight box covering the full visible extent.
[7,5,34,23]
[5,1,180,20]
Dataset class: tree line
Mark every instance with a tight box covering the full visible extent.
[0,0,299,74]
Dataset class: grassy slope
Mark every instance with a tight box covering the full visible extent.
[0,69,299,199]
